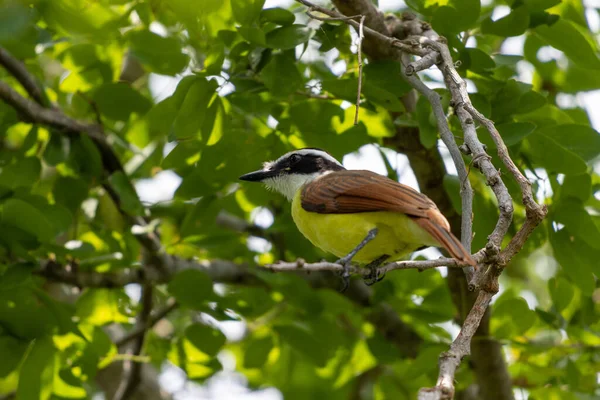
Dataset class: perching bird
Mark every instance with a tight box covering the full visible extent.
[239,148,476,290]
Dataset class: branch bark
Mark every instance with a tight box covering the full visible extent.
[113,284,153,400]
[296,0,547,399]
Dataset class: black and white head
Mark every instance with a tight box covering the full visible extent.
[239,148,345,200]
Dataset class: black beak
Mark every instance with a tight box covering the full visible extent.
[239,169,277,182]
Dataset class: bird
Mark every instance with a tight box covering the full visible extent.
[239,148,477,290]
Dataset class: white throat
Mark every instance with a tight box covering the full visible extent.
[264,172,324,200]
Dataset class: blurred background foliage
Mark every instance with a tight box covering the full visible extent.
[0,0,599,399]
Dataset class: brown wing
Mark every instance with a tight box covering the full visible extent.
[301,170,477,267]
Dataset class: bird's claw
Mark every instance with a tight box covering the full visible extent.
[335,257,352,293]
[363,269,385,286]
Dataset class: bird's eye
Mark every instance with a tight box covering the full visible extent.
[289,154,301,164]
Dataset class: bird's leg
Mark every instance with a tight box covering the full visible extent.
[336,228,378,292]
[364,255,390,286]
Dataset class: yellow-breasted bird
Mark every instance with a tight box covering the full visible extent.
[240,148,476,290]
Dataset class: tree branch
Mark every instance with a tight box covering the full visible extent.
[113,284,153,400]
[115,299,179,348]
[0,47,48,106]
[399,53,475,282]
[419,291,494,400]
[295,1,547,398]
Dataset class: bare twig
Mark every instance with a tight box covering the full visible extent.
[116,299,178,348]
[296,1,546,398]
[354,15,366,125]
[296,0,427,58]
[306,9,361,21]
[406,50,439,75]
[268,256,474,276]
[36,258,256,288]
[424,39,514,252]
[399,53,475,283]
[419,291,494,400]
[113,284,153,400]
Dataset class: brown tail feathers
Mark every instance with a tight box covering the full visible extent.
[414,217,478,268]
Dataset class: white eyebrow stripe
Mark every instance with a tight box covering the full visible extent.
[275,148,342,166]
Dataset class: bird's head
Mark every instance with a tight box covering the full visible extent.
[239,148,345,200]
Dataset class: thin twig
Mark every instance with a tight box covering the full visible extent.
[116,299,179,348]
[113,284,153,400]
[399,53,475,283]
[306,9,361,21]
[419,291,494,399]
[354,15,366,125]
[296,1,546,398]
[268,256,477,276]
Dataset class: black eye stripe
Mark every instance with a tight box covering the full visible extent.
[273,154,345,174]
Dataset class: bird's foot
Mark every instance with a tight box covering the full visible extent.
[364,268,386,286]
[363,254,389,286]
[335,256,352,293]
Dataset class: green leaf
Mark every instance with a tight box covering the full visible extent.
[443,175,462,214]
[185,323,226,357]
[244,336,273,369]
[67,135,103,179]
[17,337,55,400]
[53,176,89,212]
[554,198,600,250]
[491,297,537,339]
[537,124,600,162]
[231,0,265,25]
[548,277,574,313]
[482,6,530,37]
[0,336,29,378]
[363,61,412,97]
[260,8,295,26]
[0,156,40,189]
[238,26,266,46]
[266,25,312,50]
[363,83,405,112]
[490,122,536,147]
[274,324,331,367]
[321,78,358,102]
[560,173,591,202]
[129,30,189,75]
[524,0,561,12]
[76,289,131,326]
[93,82,152,121]
[108,171,145,215]
[518,90,546,114]
[535,19,600,69]
[462,48,496,73]
[0,2,33,43]
[43,132,69,166]
[416,95,438,148]
[168,270,214,309]
[550,229,596,295]
[2,198,54,242]
[172,78,218,140]
[261,52,303,97]
[526,133,587,175]
[492,80,545,119]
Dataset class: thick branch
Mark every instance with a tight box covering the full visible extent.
[0,47,47,106]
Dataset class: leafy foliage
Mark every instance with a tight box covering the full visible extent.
[0,0,599,399]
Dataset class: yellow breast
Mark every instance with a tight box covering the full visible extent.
[291,190,437,263]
